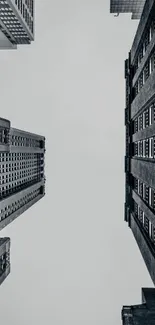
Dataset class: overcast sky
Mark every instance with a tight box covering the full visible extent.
[0,1,153,324]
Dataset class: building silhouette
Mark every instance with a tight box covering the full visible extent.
[110,0,146,19]
[0,117,45,231]
[122,288,155,324]
[0,237,10,286]
[125,0,155,285]
[0,117,45,285]
[0,0,34,49]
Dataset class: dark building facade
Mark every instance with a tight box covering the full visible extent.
[125,0,155,285]
[110,0,146,19]
[122,288,155,324]
[0,117,45,285]
[0,117,45,231]
[0,237,10,286]
[0,0,34,49]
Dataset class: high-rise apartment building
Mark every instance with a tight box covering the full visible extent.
[110,0,146,19]
[0,0,34,49]
[125,0,155,285]
[0,237,10,286]
[122,288,155,324]
[0,117,45,231]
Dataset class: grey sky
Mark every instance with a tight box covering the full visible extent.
[0,1,153,324]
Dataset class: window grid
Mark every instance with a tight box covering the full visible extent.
[0,186,41,223]
[133,136,155,159]
[134,17,155,74]
[0,152,44,200]
[133,200,155,246]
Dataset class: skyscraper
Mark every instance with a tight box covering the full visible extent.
[0,237,10,286]
[0,117,45,231]
[125,0,155,284]
[0,0,34,49]
[122,288,155,324]
[110,0,146,19]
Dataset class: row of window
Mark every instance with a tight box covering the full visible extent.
[15,0,34,31]
[134,50,155,97]
[0,177,42,200]
[0,174,40,192]
[0,167,41,181]
[0,4,31,41]
[133,137,155,158]
[134,18,155,74]
[0,128,9,145]
[0,0,33,43]
[0,152,44,162]
[11,135,40,148]
[133,177,155,211]
[0,186,40,222]
[134,201,155,245]
[133,103,155,134]
[0,161,42,171]
[0,252,10,273]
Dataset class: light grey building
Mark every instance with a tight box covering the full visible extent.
[0,0,34,49]
[0,117,45,231]
[0,238,10,286]
[110,0,146,19]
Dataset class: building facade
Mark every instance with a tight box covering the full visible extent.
[0,117,45,231]
[125,0,155,284]
[122,288,155,324]
[0,237,10,286]
[0,0,34,49]
[110,0,146,19]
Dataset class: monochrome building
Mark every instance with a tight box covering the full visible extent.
[0,117,45,231]
[0,237,10,286]
[125,0,155,285]
[122,288,155,324]
[0,0,34,49]
[110,0,146,19]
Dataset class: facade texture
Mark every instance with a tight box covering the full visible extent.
[0,0,34,49]
[110,0,146,19]
[0,117,45,231]
[0,238,10,286]
[125,0,155,285]
[122,288,155,325]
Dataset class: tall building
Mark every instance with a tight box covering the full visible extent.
[0,0,34,49]
[110,0,146,19]
[0,237,10,286]
[0,117,45,231]
[125,0,155,285]
[122,288,155,324]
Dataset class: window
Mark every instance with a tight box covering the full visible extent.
[145,185,149,204]
[137,78,140,93]
[140,140,143,157]
[149,221,152,239]
[138,179,140,194]
[143,140,146,157]
[143,111,146,129]
[142,42,146,57]
[149,104,154,125]
[138,141,140,157]
[149,137,153,158]
[149,187,154,208]
[138,115,141,130]
[149,26,152,42]
[144,215,149,234]
[142,70,145,85]
[143,184,146,200]
[142,211,145,225]
[149,54,154,75]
